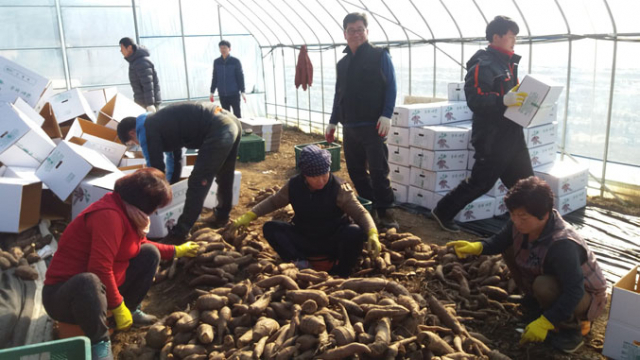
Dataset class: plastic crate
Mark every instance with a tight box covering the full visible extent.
[0,336,92,360]
[357,196,373,213]
[294,141,341,172]
[238,133,265,163]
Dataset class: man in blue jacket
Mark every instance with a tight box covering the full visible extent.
[210,40,246,118]
[325,12,398,230]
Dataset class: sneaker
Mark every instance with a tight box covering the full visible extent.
[132,308,158,326]
[580,321,591,336]
[201,211,229,229]
[430,208,460,233]
[548,329,584,354]
[91,340,114,360]
[377,209,399,230]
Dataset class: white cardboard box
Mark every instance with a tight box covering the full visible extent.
[166,179,189,208]
[529,143,556,168]
[65,118,126,166]
[493,195,508,216]
[48,88,97,124]
[524,121,557,148]
[410,148,468,171]
[97,93,145,129]
[408,186,433,209]
[486,179,509,198]
[554,187,586,216]
[388,145,410,167]
[0,178,42,233]
[71,172,125,219]
[603,265,640,360]
[409,125,469,150]
[39,102,63,140]
[447,82,465,101]
[149,202,185,238]
[0,102,56,168]
[240,117,283,152]
[452,121,474,150]
[0,56,52,110]
[505,74,563,127]
[451,195,495,222]
[388,126,410,148]
[35,141,119,200]
[534,159,589,197]
[13,97,45,127]
[389,164,411,186]
[204,170,242,209]
[409,167,467,192]
[392,103,442,128]
[440,101,473,124]
[391,182,408,203]
[83,87,118,116]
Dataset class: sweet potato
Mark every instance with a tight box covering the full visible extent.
[197,323,214,344]
[196,294,228,310]
[427,294,463,335]
[363,305,410,323]
[389,236,422,250]
[146,324,171,349]
[173,344,206,358]
[296,334,319,352]
[253,317,280,340]
[253,336,268,359]
[315,343,371,359]
[175,309,200,333]
[255,275,300,290]
[301,299,318,314]
[189,274,227,287]
[300,315,326,335]
[479,286,509,301]
[340,278,387,293]
[249,291,274,316]
[417,331,454,356]
[286,290,329,308]
[15,265,38,280]
[328,296,363,317]
[368,317,391,357]
[275,344,299,360]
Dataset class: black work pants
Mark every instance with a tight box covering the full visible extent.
[174,112,241,236]
[342,125,395,211]
[435,143,533,221]
[262,221,365,277]
[219,94,241,118]
[42,244,160,344]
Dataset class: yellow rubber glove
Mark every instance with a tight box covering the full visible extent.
[175,241,199,258]
[111,301,133,331]
[446,240,483,259]
[367,228,381,259]
[520,315,555,344]
[232,211,257,230]
[503,84,527,107]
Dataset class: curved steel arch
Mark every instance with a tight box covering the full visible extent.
[512,0,532,73]
[554,0,572,163]
[381,0,411,95]
[439,0,465,80]
[600,0,618,197]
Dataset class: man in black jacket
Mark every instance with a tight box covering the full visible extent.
[325,12,398,230]
[210,40,246,118]
[117,103,241,244]
[431,16,531,232]
[119,37,161,113]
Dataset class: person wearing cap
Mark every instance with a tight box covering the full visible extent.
[116,102,241,244]
[231,145,380,277]
[119,37,161,113]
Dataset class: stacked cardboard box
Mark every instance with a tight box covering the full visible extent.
[239,117,283,152]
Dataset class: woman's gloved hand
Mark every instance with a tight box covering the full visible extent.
[446,240,483,259]
[367,228,381,259]
[520,315,555,344]
[232,211,257,230]
[175,241,199,258]
[111,302,133,331]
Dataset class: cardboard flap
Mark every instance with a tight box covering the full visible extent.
[13,97,45,127]
[66,141,119,173]
[0,102,31,153]
[65,117,120,142]
[97,93,145,127]
[0,56,52,108]
[39,103,63,139]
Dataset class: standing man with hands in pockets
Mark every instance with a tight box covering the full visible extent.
[210,40,246,118]
[431,15,532,233]
[325,12,398,230]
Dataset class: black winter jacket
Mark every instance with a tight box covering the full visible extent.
[464,46,526,156]
[126,46,161,107]
[210,55,245,96]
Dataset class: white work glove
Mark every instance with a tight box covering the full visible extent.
[503,84,527,107]
[376,116,391,137]
[241,92,247,103]
[210,93,215,102]
[325,124,337,143]
[146,105,156,113]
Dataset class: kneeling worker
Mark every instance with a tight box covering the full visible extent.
[117,102,242,244]
[447,176,606,353]
[232,145,381,277]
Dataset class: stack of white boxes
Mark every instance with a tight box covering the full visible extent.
[393,76,583,224]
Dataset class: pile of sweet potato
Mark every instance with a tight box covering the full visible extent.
[0,233,51,280]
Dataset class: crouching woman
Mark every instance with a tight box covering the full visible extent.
[42,168,198,360]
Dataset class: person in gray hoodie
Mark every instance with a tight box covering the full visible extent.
[119,37,161,113]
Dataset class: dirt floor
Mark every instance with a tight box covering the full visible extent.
[114,126,614,359]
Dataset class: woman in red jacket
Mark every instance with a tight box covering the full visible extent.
[43,168,198,360]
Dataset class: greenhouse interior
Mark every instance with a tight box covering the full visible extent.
[1,0,639,359]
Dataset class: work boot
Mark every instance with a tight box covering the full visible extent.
[160,231,187,245]
[132,307,158,327]
[201,210,230,229]
[91,340,114,360]
[377,209,399,230]
[548,328,584,354]
[430,207,460,233]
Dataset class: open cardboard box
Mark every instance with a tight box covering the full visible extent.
[0,102,56,168]
[65,118,126,166]
[603,265,640,359]
[97,93,145,129]
[48,88,97,124]
[0,55,52,110]
[0,178,42,233]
